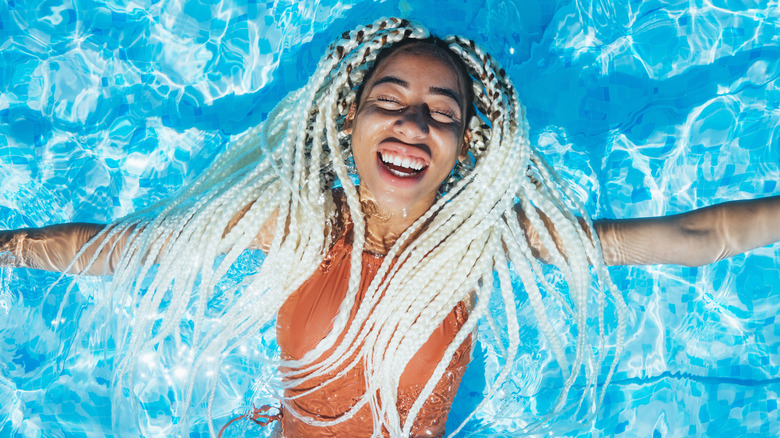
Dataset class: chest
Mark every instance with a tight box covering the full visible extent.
[276,243,384,360]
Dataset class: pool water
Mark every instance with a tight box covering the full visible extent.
[1,0,779,436]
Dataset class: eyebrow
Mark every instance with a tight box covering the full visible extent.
[372,75,463,109]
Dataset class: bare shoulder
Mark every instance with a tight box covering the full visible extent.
[513,205,582,263]
[513,205,550,261]
[229,188,350,254]
[224,201,278,253]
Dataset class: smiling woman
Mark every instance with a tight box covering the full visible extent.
[2,15,780,438]
[346,40,473,253]
[272,39,478,437]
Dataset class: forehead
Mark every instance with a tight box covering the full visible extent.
[363,45,465,93]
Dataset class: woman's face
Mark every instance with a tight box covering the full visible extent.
[345,46,469,219]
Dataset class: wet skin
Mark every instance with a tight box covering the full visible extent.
[344,47,470,252]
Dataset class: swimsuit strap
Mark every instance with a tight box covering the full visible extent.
[217,405,283,437]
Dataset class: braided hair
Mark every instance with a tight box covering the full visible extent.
[69,17,627,436]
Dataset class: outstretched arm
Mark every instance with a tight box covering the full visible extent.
[516,195,780,267]
[595,195,780,266]
[1,204,281,275]
[0,223,127,275]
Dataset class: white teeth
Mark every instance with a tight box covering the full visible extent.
[379,152,426,172]
[387,167,412,177]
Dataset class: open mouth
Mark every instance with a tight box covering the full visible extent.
[378,151,429,178]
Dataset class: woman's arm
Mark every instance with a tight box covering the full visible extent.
[515,195,780,267]
[1,201,281,275]
[0,223,126,275]
[595,195,780,266]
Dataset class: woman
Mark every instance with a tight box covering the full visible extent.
[2,18,779,437]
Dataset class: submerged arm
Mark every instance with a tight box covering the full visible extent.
[515,196,780,267]
[0,203,281,275]
[595,195,780,266]
[0,223,127,275]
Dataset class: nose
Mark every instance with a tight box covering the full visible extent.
[393,104,429,139]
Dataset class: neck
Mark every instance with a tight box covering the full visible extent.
[358,189,430,255]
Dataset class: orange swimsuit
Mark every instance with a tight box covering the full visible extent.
[274,233,472,437]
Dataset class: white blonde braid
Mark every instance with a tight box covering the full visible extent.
[69,17,627,436]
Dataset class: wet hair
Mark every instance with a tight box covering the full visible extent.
[71,17,627,436]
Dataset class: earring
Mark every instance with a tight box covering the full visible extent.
[345,154,357,176]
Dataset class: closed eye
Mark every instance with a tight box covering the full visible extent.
[372,94,460,124]
[430,108,459,123]
[375,96,403,109]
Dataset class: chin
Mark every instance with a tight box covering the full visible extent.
[371,188,435,216]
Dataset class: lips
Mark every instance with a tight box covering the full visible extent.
[376,140,430,178]
[378,151,428,177]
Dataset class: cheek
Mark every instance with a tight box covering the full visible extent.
[349,135,376,181]
[349,113,377,148]
[350,134,373,165]
[349,113,390,161]
[440,132,465,165]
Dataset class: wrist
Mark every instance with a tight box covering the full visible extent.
[0,230,22,267]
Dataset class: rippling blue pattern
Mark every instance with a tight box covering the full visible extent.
[1,0,779,437]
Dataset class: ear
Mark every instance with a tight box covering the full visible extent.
[458,129,472,162]
[342,103,357,135]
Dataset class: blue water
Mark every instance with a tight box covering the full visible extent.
[1,0,779,436]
